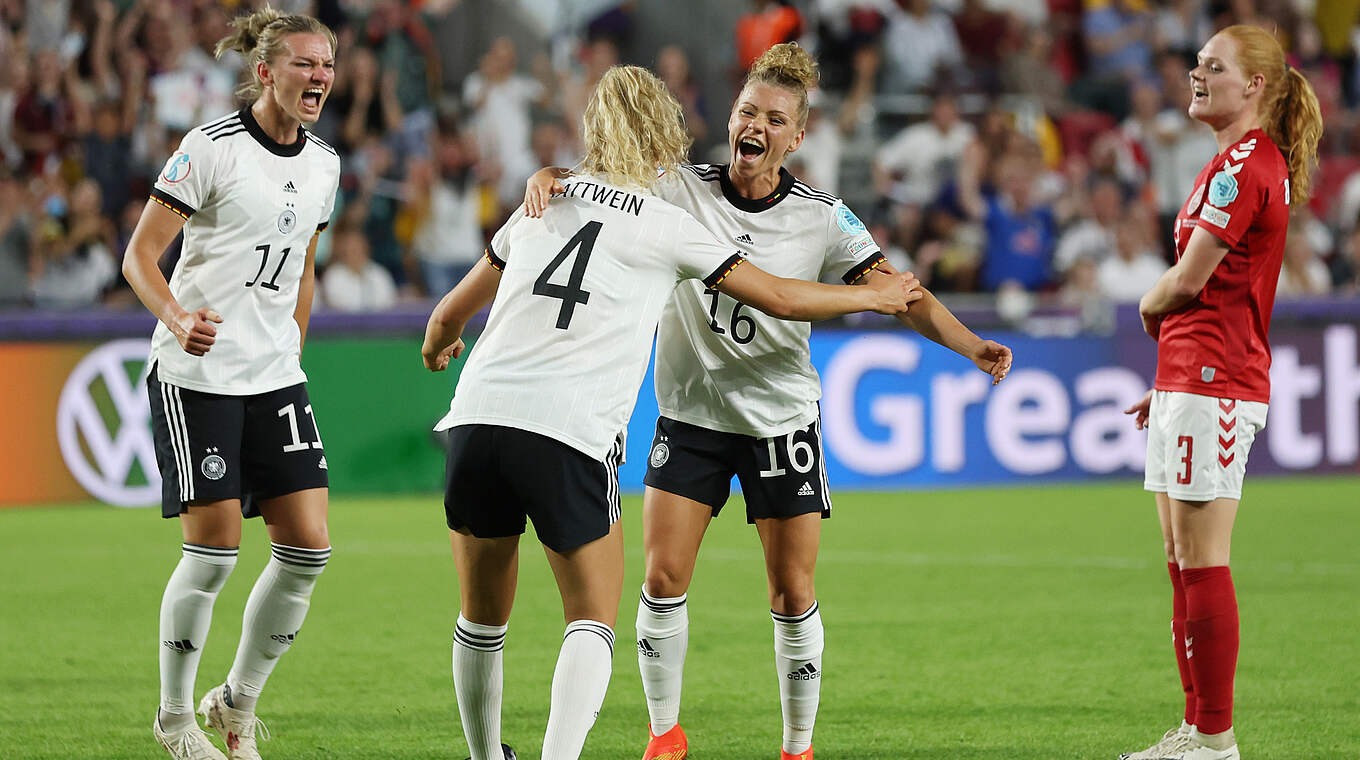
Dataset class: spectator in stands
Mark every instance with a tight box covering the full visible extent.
[531,118,577,175]
[81,100,133,218]
[0,47,29,168]
[1332,222,1360,293]
[464,36,548,209]
[785,93,843,193]
[952,0,1016,91]
[1054,176,1123,273]
[326,45,404,155]
[562,36,620,149]
[880,0,964,94]
[0,171,33,308]
[1277,231,1332,297]
[13,49,87,175]
[408,122,488,298]
[1002,24,1073,118]
[873,92,975,207]
[657,45,709,145]
[1070,0,1155,120]
[959,146,1058,291]
[734,0,804,71]
[29,178,117,310]
[322,225,398,312]
[1096,216,1167,302]
[143,4,238,131]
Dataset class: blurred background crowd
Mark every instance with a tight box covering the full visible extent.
[2,0,1358,325]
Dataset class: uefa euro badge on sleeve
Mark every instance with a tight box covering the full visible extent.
[836,205,866,233]
[1207,171,1238,208]
[161,151,191,183]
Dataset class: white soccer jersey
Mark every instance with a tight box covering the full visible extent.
[435,174,745,462]
[652,164,885,438]
[149,107,341,395]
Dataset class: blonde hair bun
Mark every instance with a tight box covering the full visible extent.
[742,42,819,127]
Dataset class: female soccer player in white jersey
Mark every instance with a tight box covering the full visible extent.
[525,43,1013,760]
[1121,27,1321,760]
[122,9,341,760]
[422,65,919,760]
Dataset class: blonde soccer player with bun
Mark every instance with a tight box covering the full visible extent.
[526,43,1013,760]
[423,64,919,760]
[1122,25,1322,760]
[122,6,341,760]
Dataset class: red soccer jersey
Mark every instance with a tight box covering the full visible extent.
[1156,128,1290,404]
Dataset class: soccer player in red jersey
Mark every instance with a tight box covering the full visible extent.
[1122,25,1322,760]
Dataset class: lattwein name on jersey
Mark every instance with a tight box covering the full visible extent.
[553,180,646,216]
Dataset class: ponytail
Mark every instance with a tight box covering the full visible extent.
[215,5,336,101]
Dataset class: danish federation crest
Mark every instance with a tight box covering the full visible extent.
[836,205,866,233]
[1207,171,1238,208]
[649,442,670,468]
[161,152,191,183]
[278,209,297,234]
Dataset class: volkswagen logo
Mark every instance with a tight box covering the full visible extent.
[56,339,160,507]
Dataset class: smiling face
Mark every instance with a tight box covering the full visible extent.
[1187,33,1262,128]
[728,83,805,182]
[261,32,335,125]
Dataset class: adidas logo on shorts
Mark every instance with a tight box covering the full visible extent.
[797,481,815,497]
[787,662,819,680]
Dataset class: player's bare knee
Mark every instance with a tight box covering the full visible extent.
[643,566,690,599]
[768,585,815,617]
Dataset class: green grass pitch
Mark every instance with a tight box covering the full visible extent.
[2,478,1357,759]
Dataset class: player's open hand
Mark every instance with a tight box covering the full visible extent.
[524,168,565,218]
[173,308,222,356]
[870,271,923,315]
[1124,389,1153,430]
[971,339,1012,385]
[423,337,465,372]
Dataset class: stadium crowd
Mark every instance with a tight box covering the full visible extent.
[1,0,1357,317]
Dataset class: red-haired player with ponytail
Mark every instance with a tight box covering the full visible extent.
[1123,25,1322,760]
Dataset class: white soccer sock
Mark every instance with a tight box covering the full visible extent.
[772,601,824,755]
[452,614,508,760]
[225,543,330,712]
[159,544,237,717]
[635,586,688,734]
[541,620,615,760]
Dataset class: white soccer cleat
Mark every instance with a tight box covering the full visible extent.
[1119,722,1194,760]
[154,712,227,760]
[198,685,270,760]
[1167,729,1239,760]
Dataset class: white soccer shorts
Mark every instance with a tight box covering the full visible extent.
[1144,390,1268,502]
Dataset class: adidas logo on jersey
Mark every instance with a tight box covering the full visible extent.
[638,639,661,658]
[283,180,298,193]
[787,662,819,680]
[162,638,197,654]
[735,233,755,245]
[797,481,815,497]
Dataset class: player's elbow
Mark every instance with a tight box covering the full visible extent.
[758,283,801,321]
[1169,270,1207,300]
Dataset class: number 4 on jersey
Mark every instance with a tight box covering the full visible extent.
[534,221,601,329]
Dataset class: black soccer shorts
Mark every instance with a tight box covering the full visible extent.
[642,415,832,523]
[442,424,623,553]
[147,368,329,518]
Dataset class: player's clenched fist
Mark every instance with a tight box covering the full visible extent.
[172,308,222,356]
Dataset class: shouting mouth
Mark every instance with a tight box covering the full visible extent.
[737,137,766,163]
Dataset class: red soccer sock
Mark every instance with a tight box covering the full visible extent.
[1181,566,1238,735]
[1168,562,1195,725]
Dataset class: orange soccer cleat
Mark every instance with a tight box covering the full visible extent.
[642,723,687,760]
[780,748,813,760]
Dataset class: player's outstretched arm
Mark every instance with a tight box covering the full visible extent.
[422,257,503,371]
[523,166,570,218]
[867,264,1012,385]
[123,199,221,356]
[717,261,921,322]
